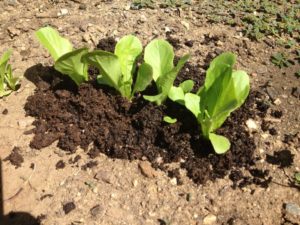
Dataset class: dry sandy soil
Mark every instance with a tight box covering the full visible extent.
[0,0,299,225]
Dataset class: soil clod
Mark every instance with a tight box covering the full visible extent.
[2,108,8,115]
[63,202,76,215]
[55,160,66,169]
[4,147,24,168]
[81,160,98,171]
[266,150,294,168]
[139,161,157,178]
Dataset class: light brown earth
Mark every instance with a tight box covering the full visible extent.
[0,0,299,225]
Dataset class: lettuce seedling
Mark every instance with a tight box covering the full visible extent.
[82,35,152,99]
[35,26,88,85]
[169,52,250,154]
[143,39,190,105]
[0,50,20,97]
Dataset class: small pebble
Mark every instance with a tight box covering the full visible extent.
[132,179,138,187]
[246,119,258,131]
[203,214,217,225]
[139,161,157,178]
[170,177,177,186]
[17,118,34,129]
[79,4,87,10]
[274,98,281,105]
[58,8,68,16]
[181,21,190,30]
[94,171,113,184]
[90,205,103,217]
[285,203,300,216]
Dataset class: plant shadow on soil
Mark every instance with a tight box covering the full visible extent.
[22,38,273,187]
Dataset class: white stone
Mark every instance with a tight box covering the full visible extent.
[246,119,258,131]
[203,214,217,225]
[181,21,190,30]
[60,8,69,16]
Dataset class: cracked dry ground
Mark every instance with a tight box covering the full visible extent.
[0,0,299,225]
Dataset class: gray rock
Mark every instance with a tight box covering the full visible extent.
[285,203,300,216]
[94,171,114,184]
[90,204,104,217]
[292,87,300,99]
[6,0,18,6]
[7,27,20,38]
[257,66,268,74]
[79,4,87,10]
[266,86,278,102]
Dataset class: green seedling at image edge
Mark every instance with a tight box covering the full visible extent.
[143,39,190,105]
[271,52,293,68]
[82,35,153,100]
[295,172,300,184]
[35,26,88,85]
[0,50,20,97]
[168,52,250,154]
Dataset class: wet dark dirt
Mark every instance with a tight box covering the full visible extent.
[24,62,267,185]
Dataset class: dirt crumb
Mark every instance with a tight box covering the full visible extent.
[69,155,81,164]
[63,202,76,215]
[4,147,24,168]
[139,161,157,178]
[81,160,98,170]
[55,160,66,169]
[2,108,8,115]
[40,194,53,201]
[266,150,294,168]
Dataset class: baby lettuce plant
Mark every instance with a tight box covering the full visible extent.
[0,50,20,97]
[35,26,88,85]
[82,35,152,100]
[168,52,250,154]
[143,39,190,105]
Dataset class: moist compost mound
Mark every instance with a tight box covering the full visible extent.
[24,63,261,185]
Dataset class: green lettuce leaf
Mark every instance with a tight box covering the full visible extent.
[209,133,231,154]
[82,50,123,94]
[144,54,189,105]
[144,39,174,81]
[55,48,89,85]
[132,63,153,95]
[0,50,20,97]
[35,27,73,61]
[179,80,194,93]
[169,52,250,154]
[168,86,185,104]
[184,93,201,118]
[115,35,143,84]
[163,116,177,124]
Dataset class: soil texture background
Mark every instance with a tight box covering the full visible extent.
[0,0,299,225]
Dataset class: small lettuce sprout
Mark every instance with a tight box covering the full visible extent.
[0,50,20,97]
[169,52,250,154]
[295,172,300,184]
[143,39,190,105]
[35,26,88,85]
[82,35,152,100]
[163,116,177,124]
